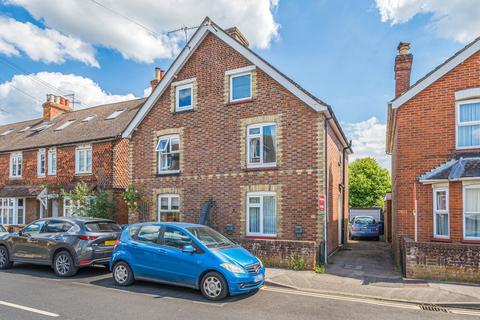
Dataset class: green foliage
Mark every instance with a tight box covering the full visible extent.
[61,182,114,219]
[122,184,143,211]
[349,157,391,208]
[314,265,326,274]
[288,252,305,271]
[61,182,92,217]
[86,190,114,219]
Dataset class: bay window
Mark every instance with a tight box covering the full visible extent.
[433,187,449,238]
[156,135,180,173]
[246,192,276,236]
[0,198,25,225]
[457,100,480,148]
[247,123,277,167]
[158,194,180,222]
[464,185,480,240]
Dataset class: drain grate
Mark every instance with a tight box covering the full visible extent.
[420,304,449,313]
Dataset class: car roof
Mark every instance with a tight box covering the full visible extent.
[38,217,115,223]
[131,222,207,229]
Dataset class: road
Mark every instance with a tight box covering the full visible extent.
[0,264,478,320]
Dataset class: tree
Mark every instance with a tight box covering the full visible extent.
[349,157,391,208]
[61,181,114,219]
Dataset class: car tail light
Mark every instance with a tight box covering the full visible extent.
[352,227,360,231]
[79,259,93,265]
[79,235,98,241]
[114,239,120,249]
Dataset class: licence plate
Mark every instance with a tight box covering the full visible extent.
[254,274,264,282]
[104,240,116,246]
[361,228,368,232]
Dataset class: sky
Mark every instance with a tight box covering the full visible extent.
[0,0,479,169]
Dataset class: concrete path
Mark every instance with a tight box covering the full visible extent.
[266,240,480,304]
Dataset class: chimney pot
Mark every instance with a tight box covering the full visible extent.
[150,67,165,92]
[397,42,411,55]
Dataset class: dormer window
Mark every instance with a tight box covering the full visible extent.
[19,126,31,132]
[54,120,75,131]
[82,115,96,122]
[106,109,125,120]
[1,129,14,136]
[32,123,53,132]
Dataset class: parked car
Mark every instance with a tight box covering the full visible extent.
[111,222,265,301]
[0,217,122,277]
[0,225,8,237]
[349,216,380,241]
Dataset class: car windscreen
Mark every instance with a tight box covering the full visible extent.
[0,225,6,232]
[354,217,375,225]
[186,227,235,249]
[84,221,121,232]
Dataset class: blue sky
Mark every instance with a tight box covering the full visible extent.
[0,0,478,168]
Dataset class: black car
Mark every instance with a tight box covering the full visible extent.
[0,217,121,277]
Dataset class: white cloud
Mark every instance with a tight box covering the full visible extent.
[5,0,280,64]
[0,72,136,124]
[376,0,480,43]
[345,117,391,170]
[0,16,99,67]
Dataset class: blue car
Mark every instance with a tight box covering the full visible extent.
[349,216,380,240]
[110,222,265,300]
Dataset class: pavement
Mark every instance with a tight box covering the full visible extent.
[1,263,478,320]
[265,240,480,305]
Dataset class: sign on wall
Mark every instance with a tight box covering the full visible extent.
[318,194,326,214]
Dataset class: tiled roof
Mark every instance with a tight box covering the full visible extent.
[0,98,146,153]
[0,185,44,197]
[418,155,480,182]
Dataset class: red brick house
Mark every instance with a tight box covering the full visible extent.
[0,95,145,227]
[386,37,480,281]
[123,18,352,268]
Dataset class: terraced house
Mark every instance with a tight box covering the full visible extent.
[0,94,144,227]
[124,18,352,267]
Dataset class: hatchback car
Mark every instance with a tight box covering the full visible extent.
[0,217,121,277]
[349,216,380,240]
[111,222,265,301]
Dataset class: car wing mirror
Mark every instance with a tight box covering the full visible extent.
[182,245,196,253]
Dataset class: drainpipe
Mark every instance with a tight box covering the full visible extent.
[323,116,331,265]
[341,140,353,245]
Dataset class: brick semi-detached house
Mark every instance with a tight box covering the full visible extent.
[0,95,145,226]
[123,18,352,268]
[387,37,480,281]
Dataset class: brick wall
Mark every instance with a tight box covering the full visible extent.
[402,237,480,282]
[238,238,317,270]
[390,50,480,263]
[130,32,347,261]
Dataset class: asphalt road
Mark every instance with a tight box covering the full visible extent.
[0,264,478,320]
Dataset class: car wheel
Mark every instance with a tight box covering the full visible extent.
[113,261,134,286]
[200,271,228,301]
[0,246,13,269]
[53,250,78,277]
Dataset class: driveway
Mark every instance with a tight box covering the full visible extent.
[327,240,403,285]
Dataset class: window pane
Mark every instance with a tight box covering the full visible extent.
[249,196,260,204]
[160,197,169,210]
[249,127,260,135]
[465,212,480,238]
[171,197,179,210]
[435,213,448,236]
[86,150,92,172]
[170,153,180,170]
[160,212,180,222]
[263,125,276,163]
[249,137,261,163]
[263,196,276,234]
[164,227,192,248]
[458,125,480,147]
[232,74,251,100]
[248,207,260,233]
[136,226,161,243]
[78,150,85,172]
[157,139,169,152]
[465,188,480,211]
[459,102,480,122]
[170,138,179,152]
[435,191,447,210]
[178,87,192,108]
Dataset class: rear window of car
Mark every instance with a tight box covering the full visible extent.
[84,221,121,232]
[354,217,375,225]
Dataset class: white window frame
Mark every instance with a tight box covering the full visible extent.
[247,123,277,168]
[156,135,180,174]
[63,197,76,217]
[463,184,480,240]
[433,186,449,239]
[246,191,276,237]
[229,71,252,103]
[175,83,193,111]
[48,148,57,176]
[105,109,125,120]
[455,98,480,149]
[157,194,180,222]
[9,152,22,178]
[0,198,25,225]
[75,145,92,174]
[37,148,46,177]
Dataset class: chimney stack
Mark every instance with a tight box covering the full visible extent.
[42,94,72,121]
[150,67,165,92]
[225,27,249,47]
[394,42,413,97]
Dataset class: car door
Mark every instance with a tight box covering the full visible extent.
[11,220,46,260]
[127,225,166,280]
[158,226,199,287]
[40,220,73,261]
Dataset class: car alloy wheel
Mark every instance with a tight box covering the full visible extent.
[203,276,223,298]
[55,253,70,276]
[0,247,7,267]
[114,264,128,284]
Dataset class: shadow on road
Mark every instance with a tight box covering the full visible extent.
[3,263,110,279]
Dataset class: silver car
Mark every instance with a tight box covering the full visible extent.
[0,217,121,277]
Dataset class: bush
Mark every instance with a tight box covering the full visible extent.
[86,190,114,219]
[314,265,326,274]
[288,252,305,271]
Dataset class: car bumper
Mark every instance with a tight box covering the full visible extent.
[351,231,379,238]
[76,247,114,267]
[226,268,266,296]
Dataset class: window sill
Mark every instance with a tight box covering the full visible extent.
[244,166,278,172]
[173,108,195,115]
[431,237,451,243]
[75,172,93,176]
[461,239,480,244]
[244,235,277,240]
[225,98,254,106]
[156,172,180,177]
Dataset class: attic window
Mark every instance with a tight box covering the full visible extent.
[1,129,14,136]
[19,126,31,132]
[105,109,125,120]
[55,120,75,131]
[32,124,53,132]
[82,115,96,122]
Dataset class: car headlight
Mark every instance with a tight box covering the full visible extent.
[221,262,246,274]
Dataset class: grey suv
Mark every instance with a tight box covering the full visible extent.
[0,217,121,277]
